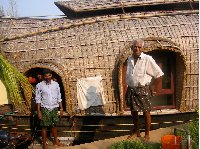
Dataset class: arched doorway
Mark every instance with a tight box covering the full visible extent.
[147,50,175,109]
[117,38,186,113]
[25,67,66,111]
[122,50,176,111]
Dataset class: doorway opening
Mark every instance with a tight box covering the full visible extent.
[122,50,176,111]
[25,67,66,111]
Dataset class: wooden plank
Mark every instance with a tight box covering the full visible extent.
[0,109,198,145]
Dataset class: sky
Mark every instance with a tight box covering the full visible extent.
[0,0,65,18]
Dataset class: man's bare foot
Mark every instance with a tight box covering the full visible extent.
[143,135,150,142]
[53,141,64,147]
[127,131,141,139]
[42,144,48,149]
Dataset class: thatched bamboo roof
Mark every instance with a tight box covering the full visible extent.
[54,0,198,18]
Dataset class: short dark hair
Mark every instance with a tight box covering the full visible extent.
[43,68,52,75]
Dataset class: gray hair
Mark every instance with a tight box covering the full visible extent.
[132,39,144,48]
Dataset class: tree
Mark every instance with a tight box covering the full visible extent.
[0,5,5,16]
[0,0,18,17]
[7,0,18,17]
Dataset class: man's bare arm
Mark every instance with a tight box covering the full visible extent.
[150,76,162,95]
[59,102,63,117]
[37,103,42,120]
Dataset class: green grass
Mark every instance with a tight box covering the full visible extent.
[108,140,161,149]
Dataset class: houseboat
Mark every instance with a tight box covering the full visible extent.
[0,0,198,144]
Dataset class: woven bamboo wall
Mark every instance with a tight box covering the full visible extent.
[0,11,198,115]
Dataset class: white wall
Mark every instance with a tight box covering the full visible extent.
[0,79,10,105]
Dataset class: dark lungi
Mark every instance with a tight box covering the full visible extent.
[126,86,152,112]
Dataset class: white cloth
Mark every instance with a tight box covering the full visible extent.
[77,76,106,110]
[126,52,164,87]
[35,80,62,110]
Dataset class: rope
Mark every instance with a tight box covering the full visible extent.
[189,0,194,10]
[120,1,125,14]
[29,115,39,149]
[69,116,77,138]
[0,111,14,120]
[0,115,3,120]
[4,112,14,116]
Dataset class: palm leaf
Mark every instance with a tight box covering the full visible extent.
[0,52,34,114]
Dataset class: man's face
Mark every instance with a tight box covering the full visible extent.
[131,41,143,57]
[37,74,43,80]
[43,73,52,83]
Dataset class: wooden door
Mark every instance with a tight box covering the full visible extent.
[122,51,176,110]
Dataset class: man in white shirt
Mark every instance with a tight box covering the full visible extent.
[35,69,64,149]
[126,39,164,141]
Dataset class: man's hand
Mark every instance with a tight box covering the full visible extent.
[151,90,157,96]
[38,111,42,120]
[150,77,162,96]
[150,86,157,96]
[60,109,63,117]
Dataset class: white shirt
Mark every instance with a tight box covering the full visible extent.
[126,52,164,87]
[35,80,62,110]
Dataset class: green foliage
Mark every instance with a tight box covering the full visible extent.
[0,52,34,111]
[176,120,199,149]
[194,107,199,113]
[109,140,161,149]
[188,120,199,149]
[189,109,199,149]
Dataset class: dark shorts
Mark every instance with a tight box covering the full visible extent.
[40,108,59,127]
[126,86,152,112]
